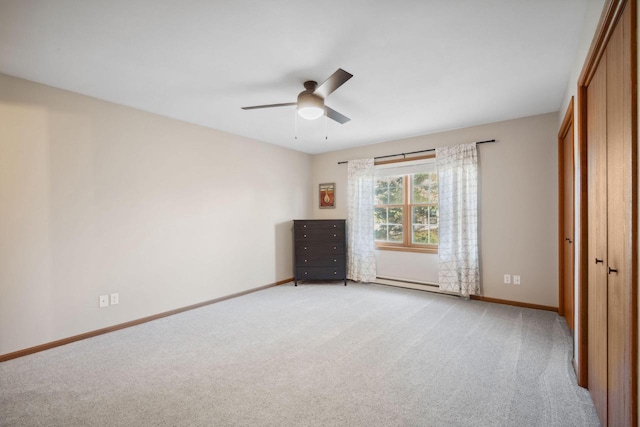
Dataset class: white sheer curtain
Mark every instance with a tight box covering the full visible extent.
[436,143,479,297]
[347,159,376,282]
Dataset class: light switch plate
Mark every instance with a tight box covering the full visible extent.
[110,293,119,305]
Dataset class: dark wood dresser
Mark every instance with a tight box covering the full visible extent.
[293,219,347,286]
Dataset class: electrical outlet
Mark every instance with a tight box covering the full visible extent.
[110,293,119,305]
[99,295,109,308]
[504,274,511,284]
[513,275,521,285]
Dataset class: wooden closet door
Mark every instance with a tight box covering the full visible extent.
[586,56,608,426]
[582,1,636,425]
[605,5,634,426]
[560,113,575,331]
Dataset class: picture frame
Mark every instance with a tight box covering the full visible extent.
[319,183,336,209]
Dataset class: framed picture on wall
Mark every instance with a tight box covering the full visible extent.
[319,183,335,209]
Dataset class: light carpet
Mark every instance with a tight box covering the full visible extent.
[0,283,600,426]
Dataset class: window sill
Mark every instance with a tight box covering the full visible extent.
[375,245,438,254]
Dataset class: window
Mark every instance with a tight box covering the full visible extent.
[374,157,438,253]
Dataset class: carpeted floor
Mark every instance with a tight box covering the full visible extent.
[1,283,599,426]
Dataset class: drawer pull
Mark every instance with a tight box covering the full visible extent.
[334,271,337,275]
[333,246,337,250]
[304,259,308,263]
[303,234,307,238]
[304,247,307,250]
[334,259,337,262]
[333,224,337,228]
[303,225,307,228]
[333,234,337,237]
[304,272,308,275]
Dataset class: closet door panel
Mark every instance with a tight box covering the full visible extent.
[562,120,575,331]
[583,2,636,425]
[587,56,608,426]
[605,5,634,426]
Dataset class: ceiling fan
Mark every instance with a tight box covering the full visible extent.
[241,69,353,124]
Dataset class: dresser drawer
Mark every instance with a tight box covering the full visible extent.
[296,242,344,254]
[296,266,346,280]
[294,220,344,232]
[295,253,345,266]
[295,229,344,242]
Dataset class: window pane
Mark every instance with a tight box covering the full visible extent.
[389,225,403,242]
[374,180,389,205]
[412,172,438,204]
[374,206,404,243]
[429,227,439,244]
[412,225,429,244]
[412,205,438,245]
[429,205,438,225]
[388,177,403,204]
[388,207,403,224]
[374,207,387,224]
[412,224,440,245]
[374,176,404,205]
[412,206,429,224]
[375,223,404,243]
[375,224,388,241]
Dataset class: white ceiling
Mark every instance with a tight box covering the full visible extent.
[0,0,589,154]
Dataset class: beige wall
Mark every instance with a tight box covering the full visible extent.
[311,113,559,307]
[0,73,311,355]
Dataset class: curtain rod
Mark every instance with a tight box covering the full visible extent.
[337,139,496,164]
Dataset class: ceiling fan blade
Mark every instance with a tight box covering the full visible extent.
[314,69,353,98]
[241,102,296,110]
[325,106,351,124]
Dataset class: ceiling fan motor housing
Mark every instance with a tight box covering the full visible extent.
[297,81,325,120]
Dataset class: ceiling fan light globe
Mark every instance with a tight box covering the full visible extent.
[298,106,324,120]
[297,92,324,120]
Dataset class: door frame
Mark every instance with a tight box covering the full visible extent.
[558,97,575,332]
